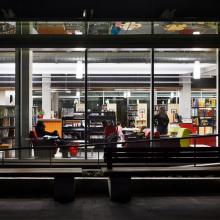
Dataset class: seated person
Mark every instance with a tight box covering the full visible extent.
[35,121,69,158]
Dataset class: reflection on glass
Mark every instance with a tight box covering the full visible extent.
[154,22,217,34]
[31,22,85,35]
[88,22,151,35]
[0,22,16,34]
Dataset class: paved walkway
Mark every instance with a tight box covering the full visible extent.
[0,195,220,220]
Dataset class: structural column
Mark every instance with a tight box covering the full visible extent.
[42,76,51,119]
[179,76,191,119]
[51,92,59,114]
[217,49,219,147]
[15,22,33,158]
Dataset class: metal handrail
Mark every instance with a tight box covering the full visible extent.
[0,133,219,168]
[0,133,219,152]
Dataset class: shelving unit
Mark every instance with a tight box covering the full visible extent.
[62,113,85,140]
[0,105,15,157]
[191,98,216,135]
[127,104,137,127]
[135,103,147,128]
[88,112,116,146]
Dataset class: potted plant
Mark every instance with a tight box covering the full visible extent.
[38,110,44,119]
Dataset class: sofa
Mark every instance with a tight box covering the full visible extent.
[123,127,191,148]
[176,128,191,147]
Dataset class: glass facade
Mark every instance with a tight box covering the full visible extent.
[0,21,219,162]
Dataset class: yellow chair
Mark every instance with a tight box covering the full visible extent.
[177,128,191,147]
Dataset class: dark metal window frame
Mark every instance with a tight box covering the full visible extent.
[2,23,219,159]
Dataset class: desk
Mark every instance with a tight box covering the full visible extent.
[78,146,95,157]
[122,128,140,133]
[0,144,10,158]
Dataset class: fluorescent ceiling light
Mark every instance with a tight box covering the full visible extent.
[127,91,131,98]
[76,61,83,79]
[193,31,200,35]
[123,91,131,98]
[193,61,201,79]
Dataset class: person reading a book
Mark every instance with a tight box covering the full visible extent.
[35,121,69,158]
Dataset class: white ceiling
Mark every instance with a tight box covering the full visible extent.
[0,63,216,76]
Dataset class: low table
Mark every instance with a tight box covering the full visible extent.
[78,146,95,157]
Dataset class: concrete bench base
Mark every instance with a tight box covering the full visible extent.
[54,176,76,202]
[108,177,131,202]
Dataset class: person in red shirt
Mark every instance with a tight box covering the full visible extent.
[102,120,118,147]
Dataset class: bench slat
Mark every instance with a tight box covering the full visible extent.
[0,168,82,177]
[102,166,220,177]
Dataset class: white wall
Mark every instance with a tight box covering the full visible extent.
[0,91,15,105]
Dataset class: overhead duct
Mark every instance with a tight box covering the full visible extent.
[0,51,217,64]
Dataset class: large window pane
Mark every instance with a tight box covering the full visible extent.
[20,22,85,35]
[88,48,151,159]
[0,49,15,158]
[0,22,16,34]
[154,48,217,147]
[154,22,217,34]
[32,48,85,159]
[88,22,151,35]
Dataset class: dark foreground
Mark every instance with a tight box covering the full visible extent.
[0,195,220,220]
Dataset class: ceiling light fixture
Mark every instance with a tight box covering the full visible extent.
[193,61,201,79]
[127,91,131,98]
[76,61,83,79]
[193,31,200,35]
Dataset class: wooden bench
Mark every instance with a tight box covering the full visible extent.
[0,168,82,202]
[102,146,220,201]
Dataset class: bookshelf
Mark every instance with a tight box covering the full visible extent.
[62,113,85,140]
[191,98,216,135]
[88,112,116,146]
[0,105,15,156]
